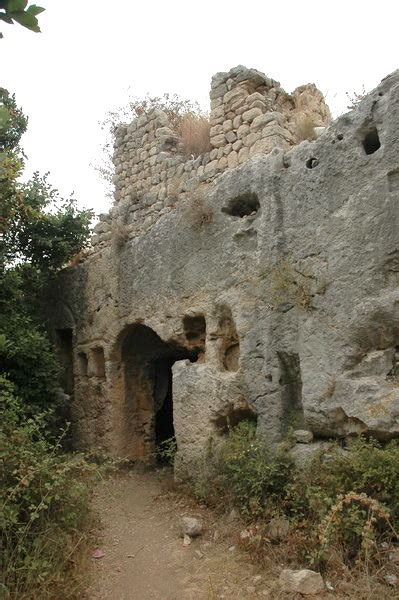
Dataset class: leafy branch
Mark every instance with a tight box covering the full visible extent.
[0,0,45,38]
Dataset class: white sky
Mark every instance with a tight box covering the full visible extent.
[2,0,398,215]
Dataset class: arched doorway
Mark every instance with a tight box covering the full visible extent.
[119,324,200,462]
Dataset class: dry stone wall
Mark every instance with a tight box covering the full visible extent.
[90,66,330,250]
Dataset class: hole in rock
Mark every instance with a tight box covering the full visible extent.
[91,347,106,378]
[387,345,399,380]
[222,192,260,218]
[213,401,258,435]
[362,127,381,155]
[183,314,206,350]
[337,133,344,141]
[306,157,319,169]
[119,323,199,462]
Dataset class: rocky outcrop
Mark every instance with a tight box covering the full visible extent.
[51,66,399,476]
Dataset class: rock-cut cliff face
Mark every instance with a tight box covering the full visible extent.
[51,66,399,477]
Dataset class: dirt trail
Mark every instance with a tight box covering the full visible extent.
[89,470,271,600]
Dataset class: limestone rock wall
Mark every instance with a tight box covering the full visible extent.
[52,66,399,476]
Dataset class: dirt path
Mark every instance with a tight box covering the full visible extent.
[89,470,272,600]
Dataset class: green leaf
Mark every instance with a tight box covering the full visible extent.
[26,4,44,16]
[0,13,14,23]
[6,0,28,11]
[9,10,40,31]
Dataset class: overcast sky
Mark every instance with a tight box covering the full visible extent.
[2,0,398,215]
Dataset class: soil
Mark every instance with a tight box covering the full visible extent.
[88,470,397,600]
[89,469,271,600]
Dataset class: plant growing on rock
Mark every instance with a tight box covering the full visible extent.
[95,92,210,197]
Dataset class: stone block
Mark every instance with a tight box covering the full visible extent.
[242,107,263,123]
[210,134,226,148]
[279,569,324,595]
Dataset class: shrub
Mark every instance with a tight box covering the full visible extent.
[191,426,399,574]
[194,421,294,517]
[284,439,399,567]
[0,376,95,599]
[286,439,399,531]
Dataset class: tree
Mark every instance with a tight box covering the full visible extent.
[0,90,93,425]
[0,0,44,38]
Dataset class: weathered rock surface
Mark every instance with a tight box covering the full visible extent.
[293,429,314,444]
[50,66,399,476]
[180,517,203,538]
[268,517,290,541]
[279,568,325,595]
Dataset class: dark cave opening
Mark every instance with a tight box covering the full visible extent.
[120,323,200,462]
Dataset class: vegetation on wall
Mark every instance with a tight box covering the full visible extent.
[95,92,210,197]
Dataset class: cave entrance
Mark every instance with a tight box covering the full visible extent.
[120,324,200,462]
[153,357,175,463]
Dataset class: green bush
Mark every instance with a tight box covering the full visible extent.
[195,421,295,517]
[285,439,399,566]
[286,439,399,530]
[0,376,94,599]
[192,424,399,570]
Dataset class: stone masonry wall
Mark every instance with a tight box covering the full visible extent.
[90,66,330,250]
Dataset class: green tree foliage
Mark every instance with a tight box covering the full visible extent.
[0,90,93,424]
[0,0,44,38]
[0,90,94,598]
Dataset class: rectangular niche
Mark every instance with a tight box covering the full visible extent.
[90,347,106,378]
[77,351,88,376]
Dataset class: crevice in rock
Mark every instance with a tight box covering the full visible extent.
[277,351,305,433]
[78,351,88,376]
[183,314,206,353]
[388,169,399,192]
[216,306,240,372]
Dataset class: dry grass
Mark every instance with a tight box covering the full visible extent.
[295,114,318,142]
[111,222,129,251]
[185,185,213,228]
[178,113,211,157]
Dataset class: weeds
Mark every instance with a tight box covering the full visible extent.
[261,259,316,311]
[0,377,98,599]
[189,421,399,592]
